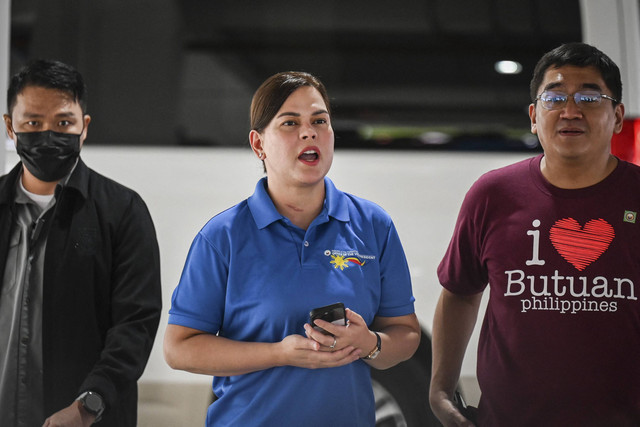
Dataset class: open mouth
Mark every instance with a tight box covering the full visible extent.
[298,150,319,162]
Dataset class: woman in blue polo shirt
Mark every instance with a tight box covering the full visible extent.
[164,71,420,426]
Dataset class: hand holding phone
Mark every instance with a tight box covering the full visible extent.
[309,302,347,336]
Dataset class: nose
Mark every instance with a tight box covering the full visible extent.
[559,95,583,119]
[300,123,317,139]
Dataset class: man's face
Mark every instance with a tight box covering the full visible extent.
[3,85,90,144]
[529,65,624,165]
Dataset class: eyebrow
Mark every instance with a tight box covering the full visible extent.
[276,109,329,119]
[20,112,45,118]
[55,112,78,118]
[20,111,78,119]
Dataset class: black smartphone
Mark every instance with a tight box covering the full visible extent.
[309,302,347,335]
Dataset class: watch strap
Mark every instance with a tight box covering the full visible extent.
[363,331,381,360]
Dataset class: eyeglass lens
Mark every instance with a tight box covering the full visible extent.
[539,91,605,110]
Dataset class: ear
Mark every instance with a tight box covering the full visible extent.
[80,114,91,148]
[612,103,625,135]
[249,129,264,159]
[528,103,538,134]
[3,114,15,141]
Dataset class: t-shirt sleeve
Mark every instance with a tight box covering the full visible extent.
[377,220,416,317]
[168,231,228,333]
[437,178,490,295]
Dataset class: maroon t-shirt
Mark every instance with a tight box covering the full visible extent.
[438,155,640,426]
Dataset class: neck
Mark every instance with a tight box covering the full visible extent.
[540,153,618,189]
[266,178,325,230]
[21,168,58,195]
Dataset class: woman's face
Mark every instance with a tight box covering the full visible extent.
[251,86,334,189]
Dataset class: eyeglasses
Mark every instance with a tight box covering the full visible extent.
[535,90,618,110]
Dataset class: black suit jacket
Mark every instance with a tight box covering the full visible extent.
[0,159,162,426]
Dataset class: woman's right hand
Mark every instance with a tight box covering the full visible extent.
[278,334,361,370]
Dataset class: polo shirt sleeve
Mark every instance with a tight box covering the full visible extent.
[377,220,416,317]
[168,231,228,334]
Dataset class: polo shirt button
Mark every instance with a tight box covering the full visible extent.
[304,241,309,247]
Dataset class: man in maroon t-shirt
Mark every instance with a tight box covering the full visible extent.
[430,43,640,426]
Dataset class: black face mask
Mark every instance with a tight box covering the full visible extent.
[14,130,82,182]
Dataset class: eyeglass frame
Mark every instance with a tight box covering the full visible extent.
[534,90,619,111]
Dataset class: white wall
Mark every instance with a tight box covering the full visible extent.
[3,146,531,385]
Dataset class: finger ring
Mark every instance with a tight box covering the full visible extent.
[329,337,337,349]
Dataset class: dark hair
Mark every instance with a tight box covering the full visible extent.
[250,71,331,133]
[6,59,87,115]
[530,42,622,105]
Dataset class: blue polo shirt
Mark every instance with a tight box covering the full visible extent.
[169,177,415,427]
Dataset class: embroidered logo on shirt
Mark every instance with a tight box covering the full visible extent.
[324,249,375,270]
[624,210,637,224]
[549,218,615,271]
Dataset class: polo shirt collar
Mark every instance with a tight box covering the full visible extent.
[247,177,350,229]
[324,177,349,222]
[247,178,281,229]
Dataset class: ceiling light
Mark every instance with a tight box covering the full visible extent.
[495,60,523,75]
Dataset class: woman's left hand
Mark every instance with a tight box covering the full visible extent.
[304,308,377,356]
[306,309,421,370]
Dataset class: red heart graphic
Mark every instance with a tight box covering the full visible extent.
[549,218,615,271]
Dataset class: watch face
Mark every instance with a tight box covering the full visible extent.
[83,392,103,413]
[85,394,100,410]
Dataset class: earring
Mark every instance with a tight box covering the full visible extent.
[259,152,265,160]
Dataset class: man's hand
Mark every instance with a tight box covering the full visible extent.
[429,392,476,427]
[42,400,96,427]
